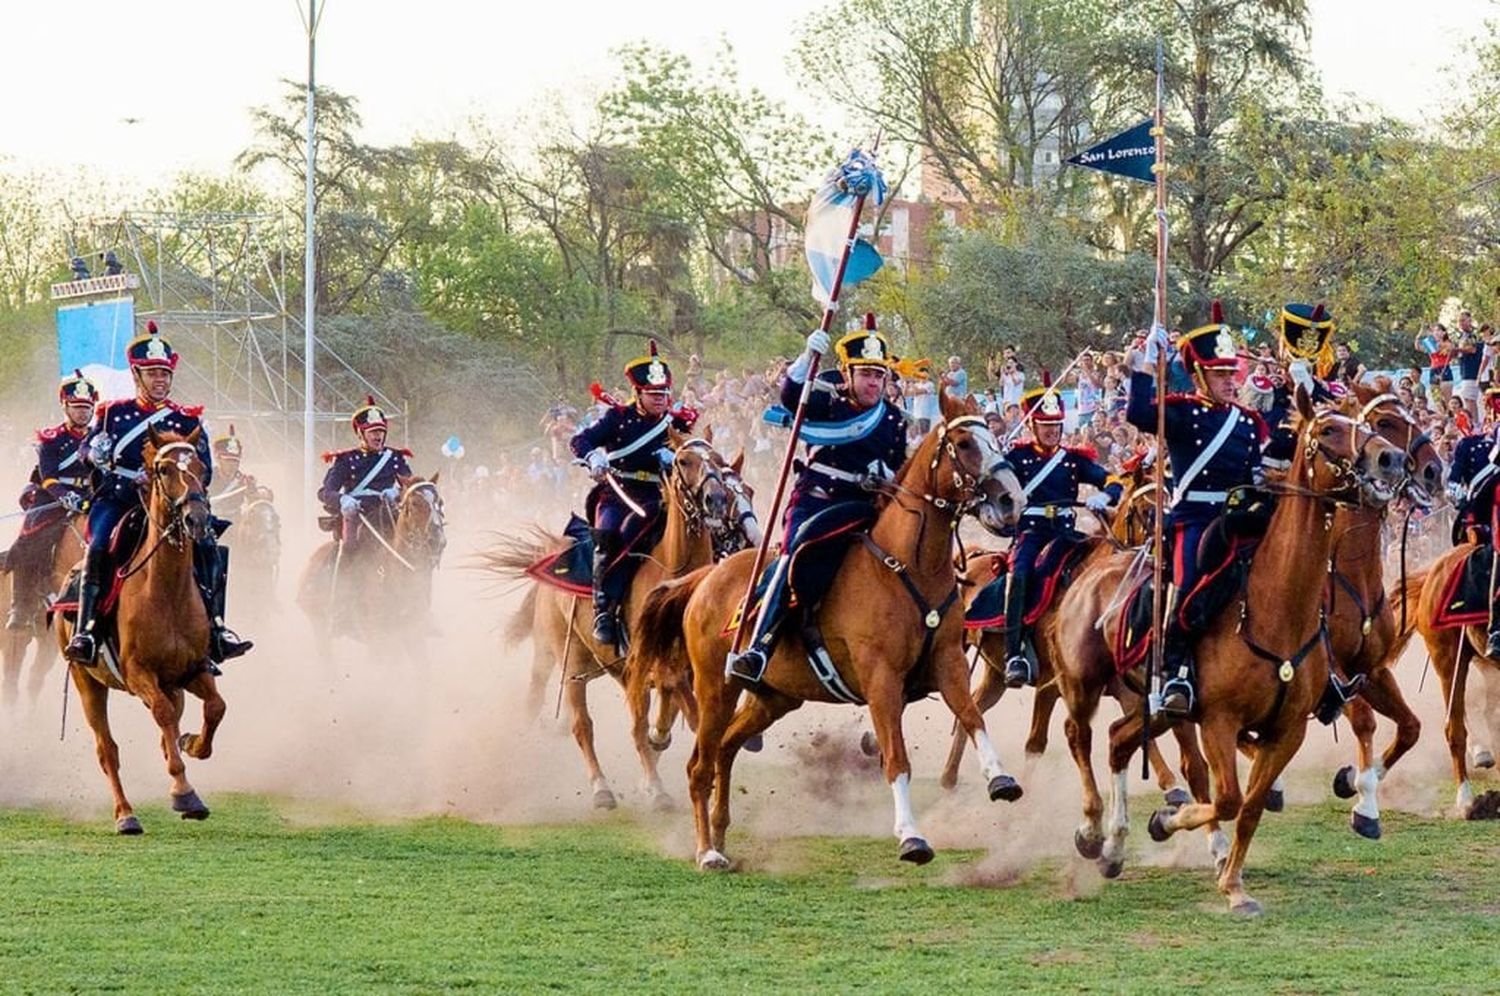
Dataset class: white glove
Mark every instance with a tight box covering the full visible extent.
[585,448,609,480]
[59,491,84,513]
[1447,482,1467,504]
[1085,493,1111,512]
[1143,324,1169,367]
[87,433,112,466]
[1288,359,1313,392]
[382,484,402,501]
[656,447,675,471]
[339,494,360,516]
[788,329,832,383]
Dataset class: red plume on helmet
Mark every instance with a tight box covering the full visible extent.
[1311,302,1326,322]
[1210,299,1224,325]
[147,320,158,334]
[865,312,877,330]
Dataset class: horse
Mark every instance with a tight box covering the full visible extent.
[631,392,1026,869]
[231,486,281,606]
[296,473,445,646]
[480,432,734,810]
[1048,393,1406,914]
[1317,390,1443,838]
[1,512,85,708]
[53,428,226,834]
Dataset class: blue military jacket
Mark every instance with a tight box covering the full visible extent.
[27,423,92,503]
[1127,371,1266,520]
[785,371,907,500]
[1451,429,1500,526]
[570,403,693,481]
[319,446,413,514]
[1008,441,1122,530]
[83,398,213,503]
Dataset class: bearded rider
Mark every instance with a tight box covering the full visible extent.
[66,323,253,666]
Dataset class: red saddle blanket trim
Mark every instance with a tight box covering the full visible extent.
[1434,550,1491,630]
[49,565,129,617]
[523,548,591,598]
[962,541,1089,631]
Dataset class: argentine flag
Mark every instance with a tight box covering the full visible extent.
[805,149,887,305]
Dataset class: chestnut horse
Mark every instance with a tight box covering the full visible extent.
[481,434,735,810]
[232,488,282,606]
[2,512,85,708]
[631,393,1026,869]
[1317,391,1443,838]
[1050,394,1406,913]
[54,429,226,834]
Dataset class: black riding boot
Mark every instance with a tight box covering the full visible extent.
[195,541,252,666]
[1157,627,1197,719]
[1487,607,1500,660]
[1002,572,1033,687]
[725,555,791,683]
[64,548,106,664]
[590,529,620,648]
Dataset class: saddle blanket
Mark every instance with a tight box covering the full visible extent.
[1434,546,1494,630]
[1109,536,1255,674]
[963,538,1094,631]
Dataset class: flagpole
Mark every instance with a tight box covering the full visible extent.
[1146,37,1168,775]
[728,163,876,660]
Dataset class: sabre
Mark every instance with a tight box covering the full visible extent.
[603,472,649,520]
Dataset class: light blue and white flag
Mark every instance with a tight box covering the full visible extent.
[805,149,887,305]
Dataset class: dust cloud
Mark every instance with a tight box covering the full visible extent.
[0,411,1496,876]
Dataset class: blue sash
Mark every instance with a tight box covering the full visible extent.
[762,400,887,447]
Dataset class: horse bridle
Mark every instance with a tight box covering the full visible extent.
[1359,393,1438,500]
[900,414,1013,516]
[1295,411,1384,506]
[149,441,210,549]
[396,480,446,566]
[669,439,729,537]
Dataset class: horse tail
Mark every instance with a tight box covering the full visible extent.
[629,565,713,679]
[471,527,562,583]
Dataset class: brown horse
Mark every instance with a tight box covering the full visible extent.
[296,473,445,645]
[1317,391,1444,838]
[54,428,226,834]
[230,488,281,606]
[1050,395,1406,913]
[631,393,1026,868]
[481,433,734,810]
[2,512,85,708]
[1383,542,1500,819]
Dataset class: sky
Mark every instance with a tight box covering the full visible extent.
[2,0,1496,186]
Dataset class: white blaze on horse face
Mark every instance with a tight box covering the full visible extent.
[890,772,922,842]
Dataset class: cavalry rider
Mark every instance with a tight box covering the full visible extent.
[1000,375,1122,688]
[208,425,258,524]
[1261,302,1343,475]
[1449,385,1500,657]
[726,313,907,683]
[5,371,97,630]
[1129,302,1267,717]
[318,397,412,543]
[66,322,253,666]
[570,341,695,647]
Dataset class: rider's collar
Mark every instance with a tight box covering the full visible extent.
[134,395,170,412]
[1031,441,1058,455]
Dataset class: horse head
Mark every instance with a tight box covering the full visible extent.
[1352,387,1443,509]
[925,391,1024,534]
[395,472,446,567]
[1292,386,1406,508]
[665,430,732,537]
[143,426,211,545]
[713,446,761,549]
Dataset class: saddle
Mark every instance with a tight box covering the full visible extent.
[964,536,1096,631]
[524,512,665,597]
[47,507,149,681]
[1434,545,1495,629]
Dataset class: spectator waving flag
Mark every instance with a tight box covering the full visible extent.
[804,149,887,305]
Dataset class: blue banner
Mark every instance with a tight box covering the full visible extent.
[56,297,135,400]
[1066,119,1156,184]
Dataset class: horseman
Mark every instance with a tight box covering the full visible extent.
[1129,303,1268,717]
[999,376,1122,688]
[1449,385,1500,657]
[1261,302,1344,475]
[318,397,413,545]
[208,425,258,524]
[66,323,253,666]
[726,313,907,682]
[5,371,97,630]
[570,341,695,647]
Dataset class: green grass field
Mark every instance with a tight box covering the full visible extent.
[0,794,1494,994]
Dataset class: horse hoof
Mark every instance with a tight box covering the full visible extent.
[171,790,210,821]
[987,774,1023,803]
[647,731,672,752]
[1163,786,1190,808]
[592,789,617,810]
[1147,808,1174,843]
[1073,828,1104,860]
[938,772,958,792]
[743,734,764,754]
[1231,898,1264,917]
[1465,790,1500,820]
[1350,811,1381,840]
[1473,748,1496,770]
[859,730,881,758]
[1332,765,1357,799]
[697,849,730,871]
[650,792,675,813]
[898,837,934,865]
[1265,788,1285,813]
[1098,857,1124,880]
[116,815,143,835]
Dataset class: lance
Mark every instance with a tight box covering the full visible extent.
[1144,37,1169,778]
[728,147,881,659]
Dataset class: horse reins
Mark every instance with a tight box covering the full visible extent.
[118,442,210,581]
